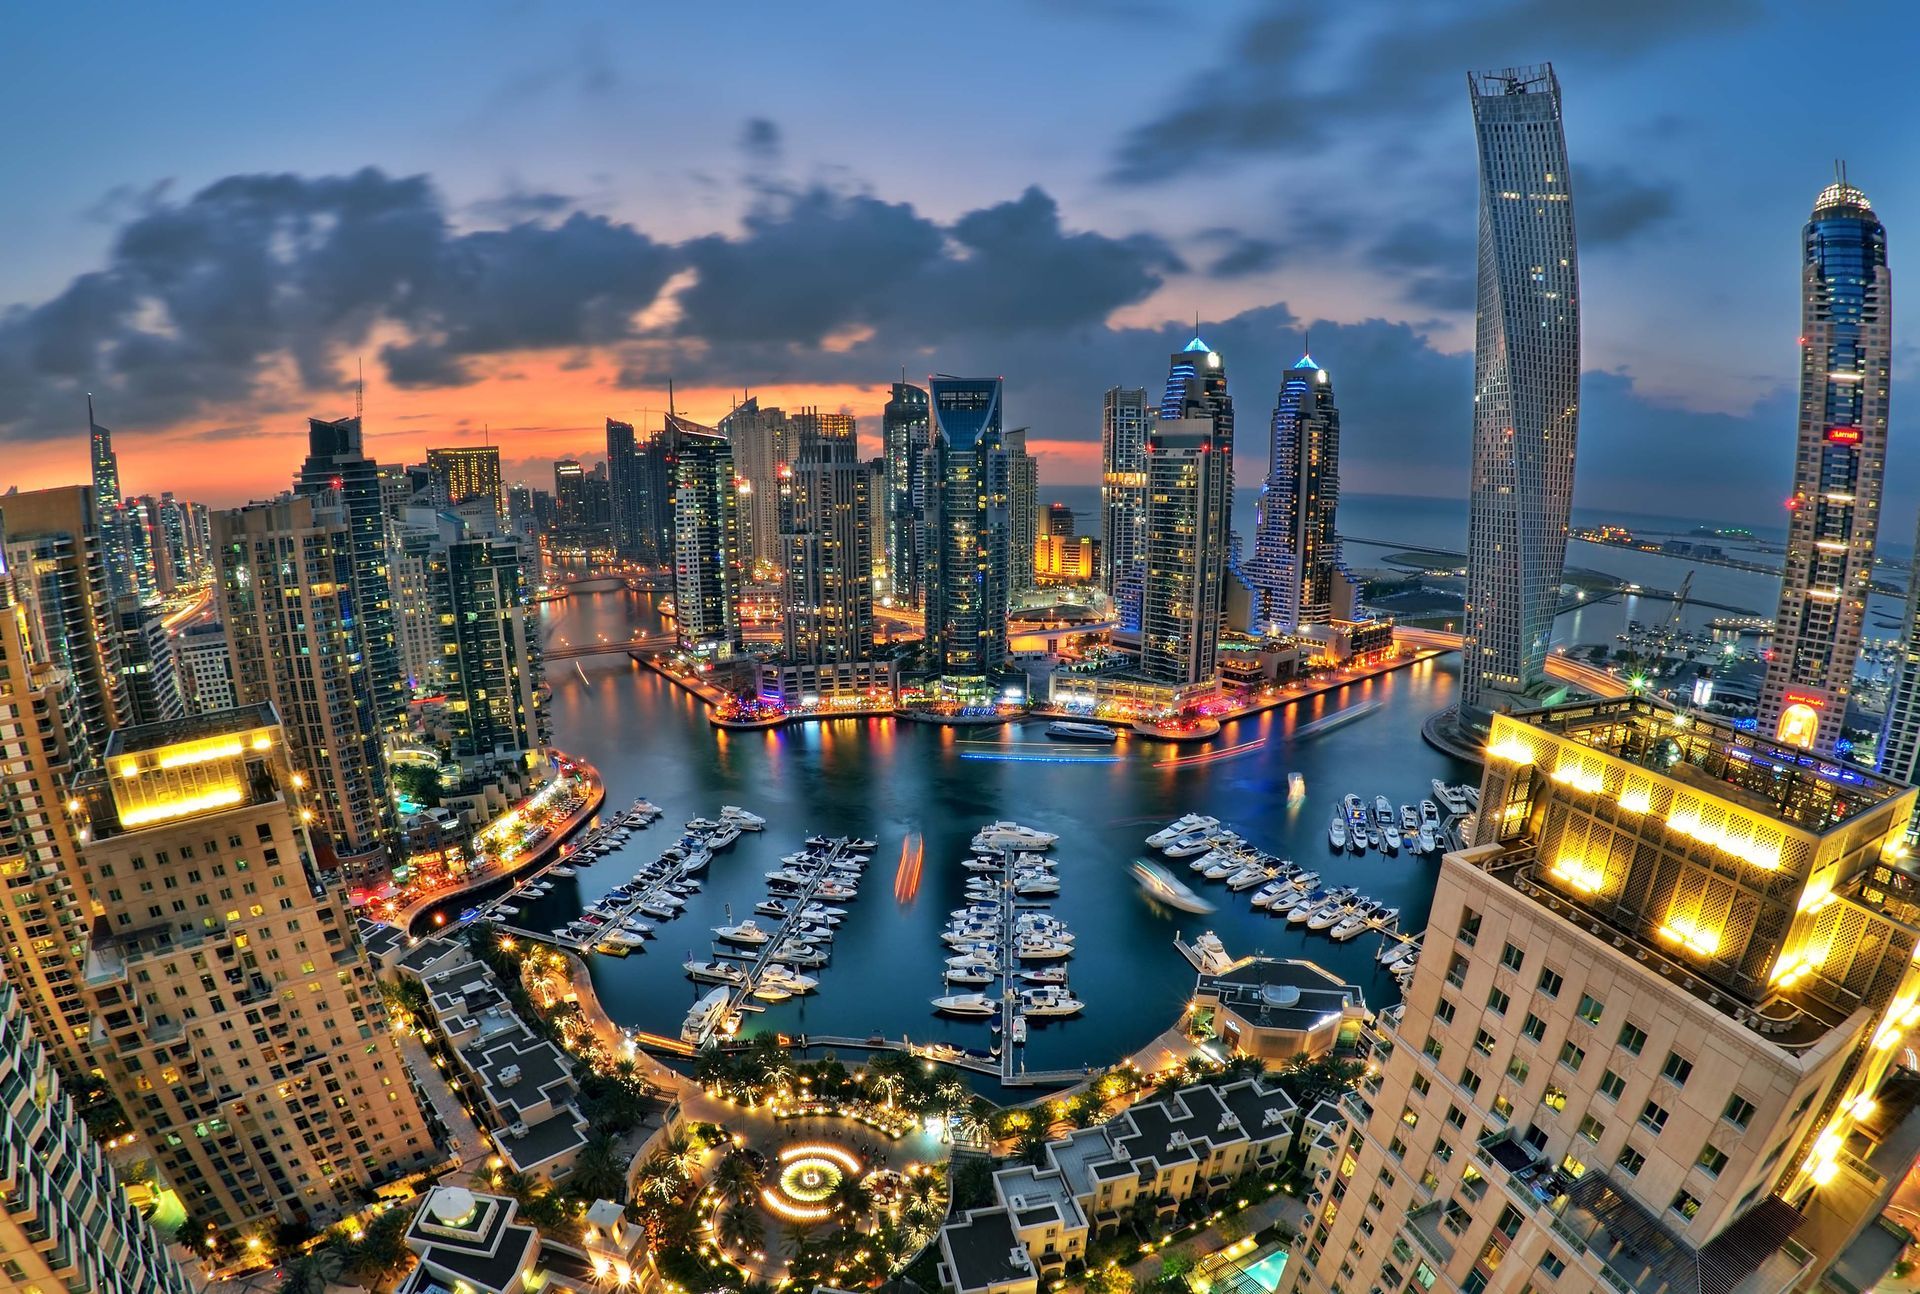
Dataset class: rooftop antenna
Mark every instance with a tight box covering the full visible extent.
[86,391,95,428]
[1304,328,1311,357]
[356,357,364,422]
[668,379,677,420]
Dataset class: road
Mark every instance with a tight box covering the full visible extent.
[1392,627,1625,697]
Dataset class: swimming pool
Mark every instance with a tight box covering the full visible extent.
[1241,1249,1289,1292]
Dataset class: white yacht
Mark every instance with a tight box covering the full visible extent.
[1163,832,1216,859]
[1018,988,1085,1017]
[1328,818,1348,851]
[1419,825,1439,853]
[713,919,771,945]
[1147,815,1218,848]
[1226,866,1271,891]
[550,866,577,878]
[1307,903,1348,931]
[1249,880,1291,908]
[1132,861,1217,914]
[494,904,521,917]
[945,966,994,986]
[620,917,654,936]
[1329,915,1368,941]
[1381,826,1401,854]
[761,965,818,993]
[684,960,746,984]
[720,806,766,829]
[680,986,735,1043]
[1191,931,1232,973]
[932,993,999,1017]
[971,821,1058,852]
[1015,937,1073,960]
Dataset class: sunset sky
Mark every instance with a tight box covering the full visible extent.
[7,1,1920,526]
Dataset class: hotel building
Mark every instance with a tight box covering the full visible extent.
[1101,386,1152,630]
[74,706,437,1238]
[1287,698,1920,1294]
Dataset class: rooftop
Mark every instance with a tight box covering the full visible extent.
[943,1207,1031,1292]
[102,702,279,758]
[1503,696,1910,834]
[1197,957,1366,1033]
[495,1108,588,1172]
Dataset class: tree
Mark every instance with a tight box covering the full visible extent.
[720,1201,766,1253]
[391,762,443,808]
[1155,1251,1196,1292]
[567,1133,630,1203]
[950,1156,996,1211]
[343,1208,413,1284]
[1272,1055,1365,1110]
[1087,1264,1138,1294]
[714,1147,766,1203]
[276,1248,344,1294]
[1015,1121,1050,1166]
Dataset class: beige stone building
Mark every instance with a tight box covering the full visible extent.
[75,705,436,1238]
[1287,698,1920,1294]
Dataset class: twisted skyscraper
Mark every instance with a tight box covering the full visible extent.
[1764,173,1891,755]
[1458,65,1580,719]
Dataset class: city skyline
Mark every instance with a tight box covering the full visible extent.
[7,5,1920,528]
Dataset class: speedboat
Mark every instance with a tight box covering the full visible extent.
[932,993,999,1017]
[596,931,646,955]
[774,942,828,967]
[761,965,817,993]
[637,900,678,920]
[1164,832,1216,859]
[1148,815,1218,848]
[679,849,712,874]
[1133,861,1217,914]
[1019,967,1069,985]
[620,917,654,936]
[1046,720,1118,743]
[756,898,794,918]
[720,806,766,828]
[1330,915,1368,941]
[550,866,577,878]
[684,960,745,985]
[1419,826,1439,853]
[1381,826,1401,854]
[815,881,858,901]
[1018,988,1085,1017]
[791,923,836,943]
[1366,828,1382,850]
[713,920,771,945]
[1287,773,1307,804]
[753,981,794,1001]
[495,904,521,917]
[1328,818,1348,851]
[1015,937,1073,960]
[1012,1015,1029,1044]
[1374,795,1395,824]
[945,967,995,986]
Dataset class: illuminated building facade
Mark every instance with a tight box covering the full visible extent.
[1250,352,1342,632]
[926,377,1012,678]
[1459,65,1580,719]
[672,424,743,654]
[176,619,237,714]
[0,982,194,1293]
[1140,341,1232,687]
[605,417,651,562]
[883,381,931,606]
[780,416,874,665]
[296,415,405,731]
[1000,426,1039,595]
[214,495,393,874]
[1287,698,1920,1294]
[115,596,187,726]
[1760,176,1892,756]
[425,446,506,522]
[720,397,792,574]
[551,459,588,534]
[74,707,436,1238]
[1100,387,1151,629]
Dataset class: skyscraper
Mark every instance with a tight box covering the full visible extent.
[552,458,588,534]
[74,706,436,1239]
[1288,699,1920,1294]
[672,423,743,654]
[606,417,651,562]
[296,415,406,730]
[780,417,875,665]
[1101,386,1152,629]
[426,445,506,522]
[87,394,135,601]
[1001,426,1040,594]
[1160,333,1235,529]
[720,397,792,573]
[1761,174,1892,755]
[115,595,187,725]
[215,494,394,874]
[0,982,195,1293]
[1459,65,1581,719]
[926,378,1012,680]
[1250,352,1342,632]
[1139,409,1230,685]
[883,381,931,607]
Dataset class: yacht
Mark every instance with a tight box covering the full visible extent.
[1342,793,1365,821]
[765,868,814,887]
[792,923,836,944]
[550,866,577,878]
[1019,967,1069,985]
[1328,817,1348,851]
[620,917,654,936]
[680,986,735,1043]
[1226,866,1271,891]
[932,993,999,1017]
[971,821,1058,852]
[1400,804,1421,833]
[1013,874,1060,896]
[595,931,646,955]
[1291,869,1321,889]
[849,837,878,851]
[684,960,747,984]
[636,900,678,920]
[752,981,794,1002]
[1365,827,1382,850]
[1288,889,1330,922]
[948,952,997,971]
[713,919,771,945]
[679,849,712,874]
[1148,815,1219,848]
[1305,902,1347,931]
[1046,720,1119,743]
[1432,780,1470,814]
[774,942,828,967]
[1329,915,1368,941]
[1287,773,1307,804]
[1201,856,1239,880]
[705,825,742,850]
[1015,937,1074,960]
[1164,831,1217,859]
[1191,931,1232,972]
[1419,825,1439,853]
[1374,795,1395,824]
[1011,1015,1029,1044]
[1381,826,1401,854]
[1249,880,1292,908]
[815,881,858,901]
[720,806,766,828]
[755,898,793,918]
[494,904,521,917]
[1019,988,1085,1017]
[945,966,995,986]
[1420,800,1442,828]
[761,965,818,993]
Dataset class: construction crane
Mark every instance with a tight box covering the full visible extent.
[1667,569,1694,631]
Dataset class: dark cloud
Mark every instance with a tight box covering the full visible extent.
[466,187,577,224]
[739,118,783,163]
[1198,228,1285,278]
[1110,0,1762,184]
[1576,164,1677,245]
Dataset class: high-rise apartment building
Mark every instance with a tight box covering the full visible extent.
[87,394,137,603]
[296,415,405,730]
[1760,176,1892,755]
[1001,426,1039,594]
[780,419,874,664]
[426,445,506,523]
[115,596,187,726]
[671,424,743,654]
[175,619,237,714]
[1139,411,1230,686]
[883,382,931,607]
[1288,698,1920,1294]
[1250,352,1342,632]
[75,706,436,1237]
[926,378,1012,679]
[1459,65,1581,720]
[1101,386,1152,630]
[0,981,195,1293]
[722,398,792,574]
[215,495,393,874]
[1160,334,1235,529]
[552,459,588,535]
[605,418,653,562]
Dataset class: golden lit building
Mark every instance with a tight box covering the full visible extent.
[1288,698,1920,1294]
[1034,532,1099,585]
[75,705,436,1240]
[425,445,506,521]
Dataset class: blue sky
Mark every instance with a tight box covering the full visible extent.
[4,0,1918,528]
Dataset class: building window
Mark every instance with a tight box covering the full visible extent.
[1537,967,1564,998]
[1617,1145,1647,1176]
[1697,1143,1729,1177]
[1501,942,1525,971]
[1460,909,1482,947]
[1618,1021,1648,1054]
[1423,1036,1445,1062]
[1412,1074,1431,1097]
[1578,1115,1605,1143]
[1559,1151,1588,1178]
[1401,1106,1420,1129]
[1478,1029,1500,1057]
[1446,1105,1468,1130]
[1639,1101,1670,1134]
[1436,997,1458,1025]
[1491,1094,1514,1122]
[1670,1190,1702,1221]
[1388,1136,1407,1160]
[1460,1067,1483,1096]
[1521,1013,1546,1043]
[1507,1055,1530,1082]
[1599,1069,1626,1101]
[1496,1205,1524,1239]
[1576,993,1605,1024]
[1558,1041,1586,1072]
[1662,1052,1694,1087]
[1487,987,1511,1016]
[1543,1085,1567,1112]
[1540,1252,1567,1278]
[1723,1094,1756,1129]
[1448,954,1470,989]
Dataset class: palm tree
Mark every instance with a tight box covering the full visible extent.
[493,1167,539,1203]
[662,1130,704,1183]
[692,1045,733,1091]
[829,1172,874,1225]
[957,1097,994,1148]
[714,1147,765,1203]
[343,1209,412,1283]
[568,1133,630,1202]
[867,1069,905,1109]
[935,1078,969,1116]
[720,1200,766,1253]
[276,1246,344,1294]
[635,1157,684,1205]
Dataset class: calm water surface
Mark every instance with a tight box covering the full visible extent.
[504,589,1476,1082]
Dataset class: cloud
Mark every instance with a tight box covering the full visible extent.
[739,117,783,163]
[1576,164,1677,245]
[1198,228,1285,278]
[1110,0,1763,184]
